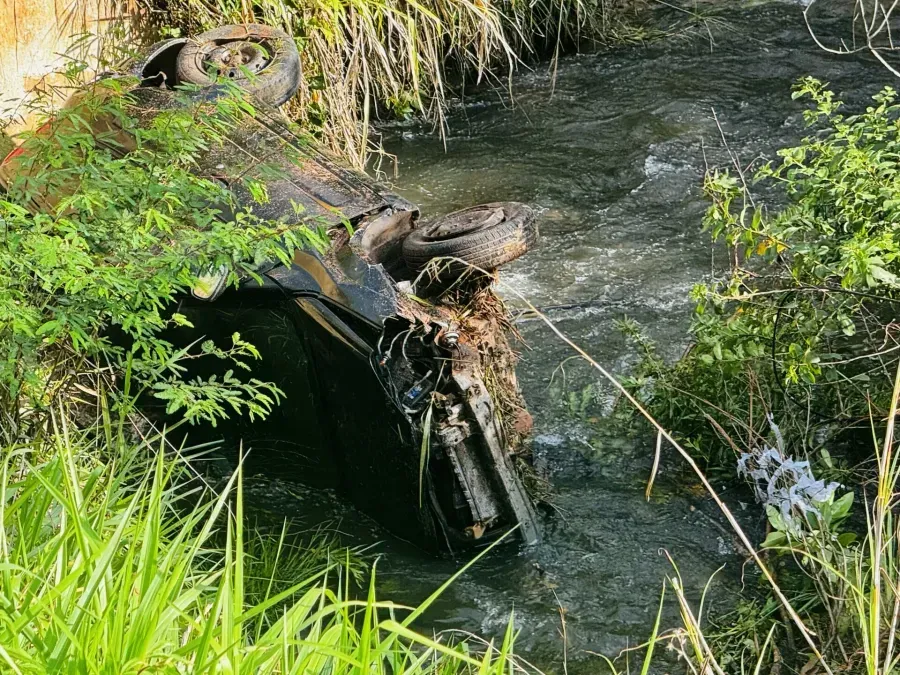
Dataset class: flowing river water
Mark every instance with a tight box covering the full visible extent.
[246,2,887,670]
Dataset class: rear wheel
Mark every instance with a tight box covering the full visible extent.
[175,24,301,106]
[402,202,537,275]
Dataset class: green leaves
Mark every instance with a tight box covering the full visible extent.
[760,530,787,549]
[828,490,854,524]
[0,423,514,674]
[0,82,320,428]
[690,81,900,421]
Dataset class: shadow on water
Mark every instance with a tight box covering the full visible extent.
[233,2,888,670]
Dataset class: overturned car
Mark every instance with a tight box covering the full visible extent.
[2,24,541,550]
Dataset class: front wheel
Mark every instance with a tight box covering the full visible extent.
[402,202,538,275]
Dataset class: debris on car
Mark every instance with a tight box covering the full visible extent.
[0,24,543,551]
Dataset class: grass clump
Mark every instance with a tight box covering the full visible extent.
[596,383,900,675]
[0,413,520,673]
[156,0,647,167]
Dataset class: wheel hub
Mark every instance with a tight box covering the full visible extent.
[202,41,269,79]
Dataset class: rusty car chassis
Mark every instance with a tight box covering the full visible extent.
[2,26,541,550]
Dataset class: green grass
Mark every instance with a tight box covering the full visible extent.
[593,369,900,674]
[0,411,520,673]
[156,0,644,167]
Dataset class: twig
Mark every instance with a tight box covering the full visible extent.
[645,430,663,501]
[552,589,569,675]
[711,106,755,209]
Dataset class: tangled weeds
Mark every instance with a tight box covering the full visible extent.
[397,271,553,503]
[441,283,530,443]
[397,274,531,448]
[737,415,841,536]
[441,279,554,504]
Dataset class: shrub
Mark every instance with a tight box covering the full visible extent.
[623,78,900,465]
[0,77,328,440]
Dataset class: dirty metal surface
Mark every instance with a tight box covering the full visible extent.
[127,87,387,226]
[451,357,540,545]
[392,286,540,544]
[263,247,399,327]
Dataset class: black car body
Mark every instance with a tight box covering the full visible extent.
[2,27,541,550]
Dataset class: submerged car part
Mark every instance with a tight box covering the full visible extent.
[376,296,540,547]
[1,25,542,551]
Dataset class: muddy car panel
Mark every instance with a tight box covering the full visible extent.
[170,250,540,549]
[172,288,441,544]
[242,245,540,548]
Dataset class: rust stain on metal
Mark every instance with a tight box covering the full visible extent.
[0,0,126,137]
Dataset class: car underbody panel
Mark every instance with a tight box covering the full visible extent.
[171,254,541,550]
[247,247,541,549]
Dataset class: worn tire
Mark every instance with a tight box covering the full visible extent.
[402,202,537,274]
[175,24,300,106]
